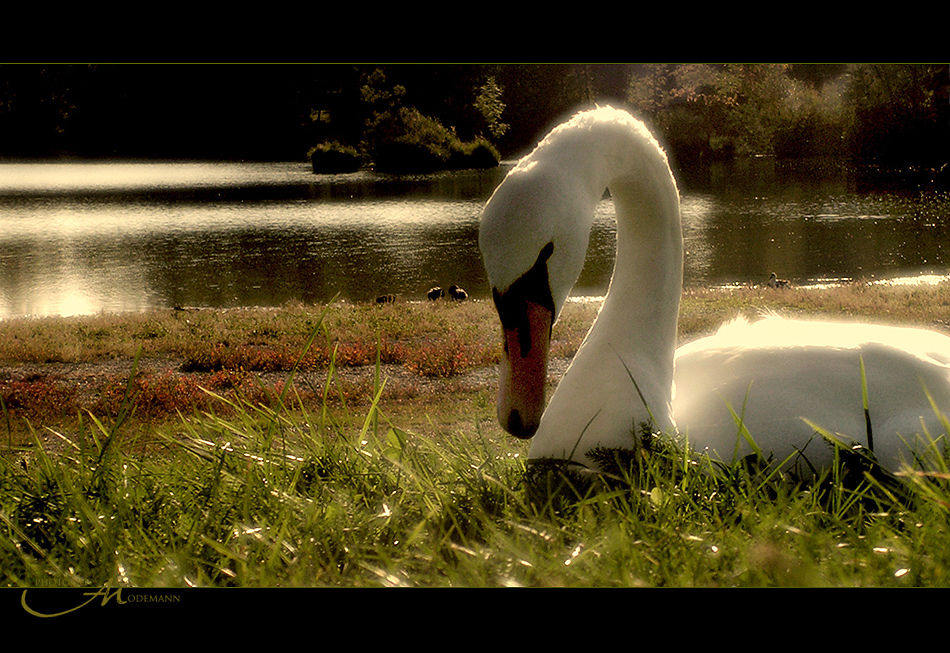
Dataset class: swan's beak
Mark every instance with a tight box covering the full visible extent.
[497,301,552,439]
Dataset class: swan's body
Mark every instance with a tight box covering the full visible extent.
[479,106,950,473]
[674,316,950,471]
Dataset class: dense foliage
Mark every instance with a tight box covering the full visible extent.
[626,64,949,166]
[0,64,945,170]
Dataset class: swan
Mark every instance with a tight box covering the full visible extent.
[478,106,950,474]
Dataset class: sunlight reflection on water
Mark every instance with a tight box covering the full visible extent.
[0,160,946,319]
[0,161,309,193]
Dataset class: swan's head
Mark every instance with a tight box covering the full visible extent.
[479,106,682,444]
[479,159,595,438]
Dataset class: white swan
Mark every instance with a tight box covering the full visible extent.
[479,106,950,474]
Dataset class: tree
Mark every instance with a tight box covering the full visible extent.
[473,76,508,140]
[356,67,499,173]
[844,64,949,165]
[627,64,853,163]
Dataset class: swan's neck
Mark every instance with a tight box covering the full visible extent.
[598,173,683,388]
[569,121,683,391]
[530,119,683,461]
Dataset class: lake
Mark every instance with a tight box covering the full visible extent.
[0,159,947,320]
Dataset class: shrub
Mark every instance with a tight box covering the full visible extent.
[368,107,499,173]
[403,338,488,377]
[374,139,446,174]
[93,370,207,420]
[0,377,78,423]
[309,141,362,173]
[181,342,303,374]
[447,137,501,170]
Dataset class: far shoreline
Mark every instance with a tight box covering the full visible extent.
[3,271,949,324]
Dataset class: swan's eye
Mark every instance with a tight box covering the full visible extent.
[492,242,555,357]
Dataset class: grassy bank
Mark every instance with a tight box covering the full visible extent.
[4,280,947,368]
[3,280,948,437]
[1,282,949,588]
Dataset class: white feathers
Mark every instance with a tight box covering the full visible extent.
[479,106,950,473]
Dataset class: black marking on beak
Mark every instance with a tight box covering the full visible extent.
[492,242,555,357]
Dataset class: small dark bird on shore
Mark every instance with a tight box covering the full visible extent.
[767,272,790,289]
[448,284,468,300]
[427,287,444,300]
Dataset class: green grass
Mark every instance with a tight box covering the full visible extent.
[4,379,950,588]
[1,282,950,587]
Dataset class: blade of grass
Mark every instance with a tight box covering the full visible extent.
[725,384,765,463]
[860,354,873,452]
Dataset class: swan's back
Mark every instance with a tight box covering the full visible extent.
[673,316,950,472]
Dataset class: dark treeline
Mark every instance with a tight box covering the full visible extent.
[0,64,946,170]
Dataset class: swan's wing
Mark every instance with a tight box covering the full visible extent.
[673,318,950,471]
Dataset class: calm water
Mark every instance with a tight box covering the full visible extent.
[0,159,947,319]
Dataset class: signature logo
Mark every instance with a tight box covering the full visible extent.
[21,587,180,617]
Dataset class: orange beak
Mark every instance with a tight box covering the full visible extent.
[497,301,552,439]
